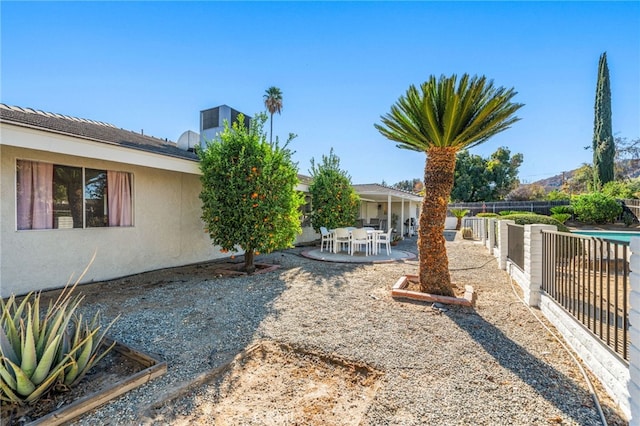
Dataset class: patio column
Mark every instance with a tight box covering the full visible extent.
[387,194,392,232]
[408,201,413,236]
[401,199,405,237]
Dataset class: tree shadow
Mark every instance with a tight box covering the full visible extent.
[33,259,294,423]
[443,306,627,425]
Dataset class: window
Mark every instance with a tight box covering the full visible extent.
[16,160,133,230]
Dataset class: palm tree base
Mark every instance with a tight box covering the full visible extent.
[391,275,476,307]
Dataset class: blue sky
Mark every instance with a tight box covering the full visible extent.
[1,1,639,186]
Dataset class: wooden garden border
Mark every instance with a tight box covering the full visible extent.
[28,337,167,426]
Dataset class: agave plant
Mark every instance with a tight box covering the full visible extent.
[0,283,117,404]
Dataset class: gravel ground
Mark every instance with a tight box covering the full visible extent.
[43,236,627,425]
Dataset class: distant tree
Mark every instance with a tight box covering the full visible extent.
[451,147,522,202]
[592,52,615,190]
[375,74,522,296]
[546,189,571,201]
[567,164,594,194]
[602,179,640,199]
[264,86,283,144]
[614,136,640,179]
[393,178,422,193]
[505,184,546,201]
[451,150,492,202]
[488,147,523,199]
[308,148,360,231]
[199,113,303,273]
[616,136,640,161]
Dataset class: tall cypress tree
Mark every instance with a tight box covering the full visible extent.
[592,52,615,190]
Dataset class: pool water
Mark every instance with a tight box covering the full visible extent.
[572,230,640,243]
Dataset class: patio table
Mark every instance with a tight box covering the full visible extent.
[331,228,384,255]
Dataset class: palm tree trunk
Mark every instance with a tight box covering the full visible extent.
[269,113,274,144]
[418,147,457,296]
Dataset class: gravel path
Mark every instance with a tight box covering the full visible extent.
[54,236,627,425]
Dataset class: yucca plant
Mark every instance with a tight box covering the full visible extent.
[0,281,117,405]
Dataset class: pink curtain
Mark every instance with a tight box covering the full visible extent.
[16,160,53,230]
[107,171,132,226]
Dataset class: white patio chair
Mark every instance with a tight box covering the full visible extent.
[320,227,333,252]
[350,228,370,256]
[376,229,393,256]
[333,228,351,253]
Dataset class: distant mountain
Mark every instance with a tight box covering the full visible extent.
[531,159,640,191]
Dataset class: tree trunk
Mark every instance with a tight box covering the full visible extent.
[269,113,274,144]
[244,249,256,274]
[418,147,457,296]
[455,217,462,230]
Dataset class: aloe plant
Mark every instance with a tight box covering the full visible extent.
[0,283,117,404]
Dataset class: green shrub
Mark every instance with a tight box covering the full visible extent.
[0,283,117,404]
[571,192,622,224]
[601,179,640,199]
[550,205,573,215]
[546,189,571,201]
[551,213,571,224]
[622,211,637,227]
[476,212,499,218]
[499,210,530,216]
[498,213,570,232]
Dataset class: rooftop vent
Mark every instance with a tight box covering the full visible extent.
[177,130,200,152]
[199,105,251,147]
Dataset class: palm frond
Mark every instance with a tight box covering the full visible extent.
[375,74,523,152]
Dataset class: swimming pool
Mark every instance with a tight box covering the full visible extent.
[572,230,640,243]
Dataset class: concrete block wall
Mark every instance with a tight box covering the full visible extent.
[523,224,556,306]
[489,220,632,420]
[629,238,640,423]
[497,220,513,270]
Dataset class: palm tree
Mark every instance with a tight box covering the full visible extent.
[263,86,283,143]
[375,74,523,296]
[450,208,470,230]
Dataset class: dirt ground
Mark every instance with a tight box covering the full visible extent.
[1,258,381,426]
[144,341,381,425]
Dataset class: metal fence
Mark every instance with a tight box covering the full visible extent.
[541,230,629,362]
[507,224,525,270]
[449,200,570,217]
[462,217,485,240]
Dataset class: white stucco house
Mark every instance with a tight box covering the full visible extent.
[0,104,422,298]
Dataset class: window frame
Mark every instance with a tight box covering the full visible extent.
[15,158,135,231]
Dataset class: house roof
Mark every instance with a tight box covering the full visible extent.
[0,104,198,161]
[352,183,423,203]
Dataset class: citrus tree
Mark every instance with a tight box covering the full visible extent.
[376,74,523,296]
[308,148,360,231]
[199,113,303,273]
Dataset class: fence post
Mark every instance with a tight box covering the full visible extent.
[497,220,514,270]
[481,218,487,246]
[628,237,640,422]
[523,224,556,307]
[487,218,496,251]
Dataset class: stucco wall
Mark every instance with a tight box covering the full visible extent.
[1,145,225,297]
